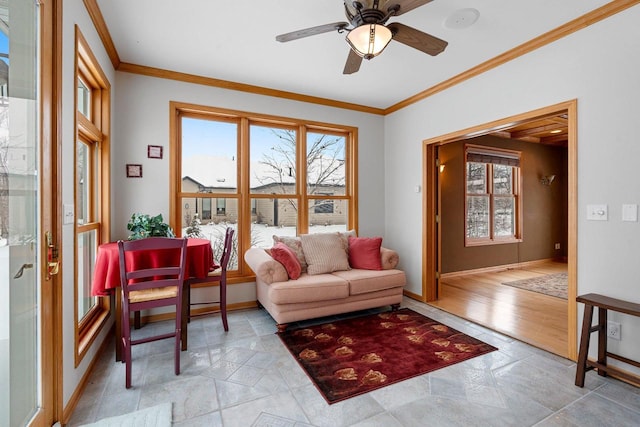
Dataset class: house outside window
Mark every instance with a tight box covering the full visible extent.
[465,144,521,246]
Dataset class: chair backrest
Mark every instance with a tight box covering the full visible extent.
[219,227,234,272]
[117,237,188,299]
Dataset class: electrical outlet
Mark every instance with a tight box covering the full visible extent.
[554,243,561,250]
[607,321,621,340]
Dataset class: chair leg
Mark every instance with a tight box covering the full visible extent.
[124,336,132,389]
[123,309,133,388]
[174,304,183,375]
[134,311,141,329]
[181,282,189,351]
[221,278,228,332]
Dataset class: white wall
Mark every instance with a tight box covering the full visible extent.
[385,6,640,365]
[61,0,117,406]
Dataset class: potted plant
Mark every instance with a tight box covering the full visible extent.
[127,213,175,240]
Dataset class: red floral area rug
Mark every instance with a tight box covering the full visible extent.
[278,308,498,404]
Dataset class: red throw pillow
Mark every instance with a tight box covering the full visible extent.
[348,236,383,270]
[271,242,302,280]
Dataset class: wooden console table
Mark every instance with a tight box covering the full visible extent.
[575,293,640,387]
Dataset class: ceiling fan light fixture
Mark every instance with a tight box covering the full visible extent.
[346,23,392,60]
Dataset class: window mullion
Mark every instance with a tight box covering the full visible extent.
[298,125,308,234]
[239,117,250,273]
[487,163,494,240]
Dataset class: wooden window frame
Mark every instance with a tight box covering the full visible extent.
[74,27,111,366]
[169,102,358,281]
[464,144,522,247]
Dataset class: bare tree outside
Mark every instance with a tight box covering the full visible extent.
[255,128,345,214]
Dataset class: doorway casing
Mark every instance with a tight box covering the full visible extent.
[419,100,578,360]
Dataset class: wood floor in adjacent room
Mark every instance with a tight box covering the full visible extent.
[428,260,569,358]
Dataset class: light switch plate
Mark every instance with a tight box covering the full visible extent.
[63,204,74,225]
[622,204,638,222]
[586,204,608,221]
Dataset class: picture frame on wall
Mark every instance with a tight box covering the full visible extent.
[126,164,143,178]
[147,145,163,159]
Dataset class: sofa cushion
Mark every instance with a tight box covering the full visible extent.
[301,233,350,275]
[273,235,308,273]
[348,236,383,270]
[337,229,357,254]
[271,242,302,280]
[332,269,406,295]
[268,274,349,304]
[380,247,399,270]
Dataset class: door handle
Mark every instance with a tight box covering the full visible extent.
[45,231,60,280]
[14,263,33,279]
[48,261,60,276]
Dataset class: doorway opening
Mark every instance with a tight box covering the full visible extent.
[421,100,577,360]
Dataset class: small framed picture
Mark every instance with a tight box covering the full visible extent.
[126,164,143,178]
[147,145,163,159]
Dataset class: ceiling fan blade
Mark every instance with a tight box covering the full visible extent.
[276,22,349,42]
[343,49,363,75]
[387,22,447,56]
[388,0,433,16]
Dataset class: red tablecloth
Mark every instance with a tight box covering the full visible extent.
[91,238,215,296]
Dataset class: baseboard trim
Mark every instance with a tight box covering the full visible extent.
[139,301,259,324]
[440,258,562,279]
[403,289,424,302]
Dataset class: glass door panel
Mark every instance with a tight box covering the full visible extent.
[0,1,41,425]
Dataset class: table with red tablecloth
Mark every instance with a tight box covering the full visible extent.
[91,238,215,296]
[91,238,215,361]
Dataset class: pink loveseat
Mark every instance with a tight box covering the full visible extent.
[244,243,405,331]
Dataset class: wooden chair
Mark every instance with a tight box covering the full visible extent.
[181,227,234,350]
[117,237,187,389]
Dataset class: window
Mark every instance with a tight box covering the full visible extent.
[171,103,357,279]
[74,28,111,364]
[216,198,226,215]
[465,144,521,246]
[202,198,212,220]
[314,194,334,214]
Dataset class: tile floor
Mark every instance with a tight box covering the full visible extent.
[68,297,640,426]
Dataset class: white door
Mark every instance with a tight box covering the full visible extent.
[0,1,43,425]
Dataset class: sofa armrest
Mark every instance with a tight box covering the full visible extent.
[244,247,288,285]
[380,247,399,270]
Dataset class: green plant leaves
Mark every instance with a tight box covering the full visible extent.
[127,213,175,240]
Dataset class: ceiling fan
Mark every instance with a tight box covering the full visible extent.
[276,0,448,74]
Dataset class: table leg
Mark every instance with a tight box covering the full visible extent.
[575,303,593,387]
[597,307,608,377]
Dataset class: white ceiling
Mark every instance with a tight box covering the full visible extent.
[96,0,611,110]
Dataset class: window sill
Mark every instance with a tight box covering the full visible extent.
[75,305,110,367]
[465,237,522,247]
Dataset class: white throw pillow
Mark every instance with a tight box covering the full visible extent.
[300,233,351,275]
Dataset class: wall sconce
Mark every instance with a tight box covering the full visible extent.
[540,174,556,186]
[439,164,446,173]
